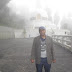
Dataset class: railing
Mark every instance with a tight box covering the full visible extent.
[52,35,72,52]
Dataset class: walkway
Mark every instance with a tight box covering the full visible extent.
[0,38,72,72]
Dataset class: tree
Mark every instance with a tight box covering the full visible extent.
[0,6,25,29]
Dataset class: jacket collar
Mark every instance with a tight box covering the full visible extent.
[38,35,49,44]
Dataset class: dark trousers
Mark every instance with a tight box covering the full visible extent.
[36,57,51,72]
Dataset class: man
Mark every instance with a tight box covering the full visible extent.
[31,26,56,72]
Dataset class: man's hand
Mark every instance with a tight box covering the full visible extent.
[52,59,56,63]
[31,59,35,63]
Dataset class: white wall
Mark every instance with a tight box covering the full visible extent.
[53,29,70,35]
[14,29,24,38]
[0,26,15,39]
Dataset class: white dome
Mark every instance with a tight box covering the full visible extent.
[30,9,48,18]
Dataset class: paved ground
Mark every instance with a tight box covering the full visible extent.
[0,38,72,72]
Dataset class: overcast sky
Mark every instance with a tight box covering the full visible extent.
[7,0,72,18]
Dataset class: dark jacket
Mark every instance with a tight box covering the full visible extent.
[31,35,55,64]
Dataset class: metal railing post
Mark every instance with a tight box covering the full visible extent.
[52,35,72,52]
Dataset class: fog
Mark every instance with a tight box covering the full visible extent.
[0,1,72,72]
[0,0,72,38]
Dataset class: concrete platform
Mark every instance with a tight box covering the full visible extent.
[0,38,72,72]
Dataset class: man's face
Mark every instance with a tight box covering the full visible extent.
[39,29,46,36]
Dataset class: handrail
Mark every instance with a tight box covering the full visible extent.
[52,35,72,52]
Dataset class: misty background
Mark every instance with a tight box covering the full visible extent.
[0,0,72,39]
[0,0,72,72]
